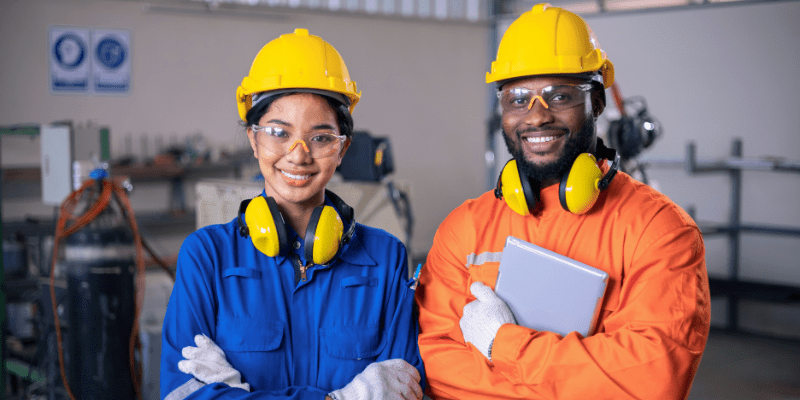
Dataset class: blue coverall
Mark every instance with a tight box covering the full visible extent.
[161,195,425,400]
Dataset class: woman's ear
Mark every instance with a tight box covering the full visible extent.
[247,127,258,157]
[337,137,352,166]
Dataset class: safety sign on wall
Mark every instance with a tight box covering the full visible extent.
[50,26,90,92]
[92,29,130,93]
[49,26,131,94]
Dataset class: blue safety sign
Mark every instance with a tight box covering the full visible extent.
[54,34,86,69]
[50,27,90,92]
[92,29,131,94]
[95,37,126,70]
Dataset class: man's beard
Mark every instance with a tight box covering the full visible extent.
[502,117,595,210]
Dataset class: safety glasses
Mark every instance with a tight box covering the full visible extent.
[497,83,593,114]
[251,125,346,159]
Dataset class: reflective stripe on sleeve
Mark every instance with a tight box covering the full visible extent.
[464,252,503,269]
[165,378,205,400]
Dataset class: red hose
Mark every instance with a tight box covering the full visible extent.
[610,81,626,118]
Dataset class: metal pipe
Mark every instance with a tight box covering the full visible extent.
[486,0,500,191]
[579,0,799,19]
[686,142,697,174]
[144,1,492,26]
[1,130,6,398]
[643,156,800,172]
[697,224,800,237]
[728,138,743,331]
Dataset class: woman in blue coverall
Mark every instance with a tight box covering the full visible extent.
[160,29,425,400]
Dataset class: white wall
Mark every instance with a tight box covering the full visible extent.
[0,0,490,257]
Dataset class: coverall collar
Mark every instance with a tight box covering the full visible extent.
[336,229,377,267]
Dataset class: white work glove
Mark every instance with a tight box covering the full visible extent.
[178,334,251,392]
[328,359,422,400]
[459,281,516,361]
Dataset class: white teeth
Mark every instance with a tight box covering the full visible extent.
[525,136,556,143]
[281,170,310,180]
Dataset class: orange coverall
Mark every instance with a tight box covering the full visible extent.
[416,171,710,399]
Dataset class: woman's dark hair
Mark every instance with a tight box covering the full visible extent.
[242,92,354,138]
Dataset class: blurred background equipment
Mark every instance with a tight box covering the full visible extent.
[605,82,662,185]
[2,122,183,399]
[44,169,146,400]
[2,121,252,398]
[337,131,395,183]
[336,131,413,260]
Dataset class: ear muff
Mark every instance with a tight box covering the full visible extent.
[494,159,536,216]
[559,153,604,214]
[305,205,344,265]
[240,196,288,257]
[496,139,620,216]
[238,190,356,265]
[559,140,620,215]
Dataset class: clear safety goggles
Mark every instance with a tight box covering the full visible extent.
[497,83,593,114]
[251,125,346,159]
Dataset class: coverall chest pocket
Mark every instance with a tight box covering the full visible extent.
[215,316,286,390]
[317,325,386,389]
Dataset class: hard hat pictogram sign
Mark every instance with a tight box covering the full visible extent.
[50,26,90,92]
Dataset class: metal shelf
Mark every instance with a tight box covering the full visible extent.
[643,138,800,334]
[2,211,196,238]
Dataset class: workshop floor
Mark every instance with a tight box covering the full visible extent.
[688,330,800,400]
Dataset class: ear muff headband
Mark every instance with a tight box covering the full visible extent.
[238,190,355,265]
[323,189,356,246]
[591,137,620,191]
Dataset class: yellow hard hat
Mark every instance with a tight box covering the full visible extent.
[486,3,614,89]
[236,28,361,120]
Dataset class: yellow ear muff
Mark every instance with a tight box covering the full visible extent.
[244,196,287,257]
[559,153,604,214]
[497,159,537,216]
[305,205,345,265]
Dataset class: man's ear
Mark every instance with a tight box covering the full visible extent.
[591,89,606,119]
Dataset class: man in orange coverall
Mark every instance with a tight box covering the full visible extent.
[414,3,711,399]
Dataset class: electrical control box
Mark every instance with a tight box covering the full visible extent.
[40,124,73,206]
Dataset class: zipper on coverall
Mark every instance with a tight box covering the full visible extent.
[292,255,311,284]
